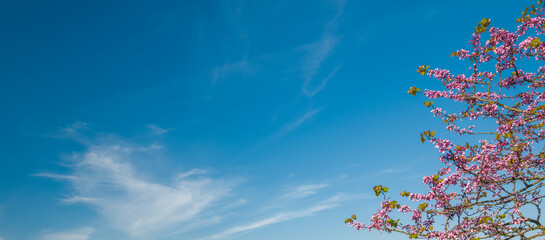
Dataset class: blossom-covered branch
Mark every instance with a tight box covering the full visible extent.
[348,1,545,239]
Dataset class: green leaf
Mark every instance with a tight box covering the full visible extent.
[475,18,491,34]
[531,37,541,47]
[373,185,383,196]
[429,131,435,137]
[416,65,427,76]
[345,218,354,224]
[424,100,433,107]
[389,201,397,209]
[418,203,428,210]
[478,216,492,224]
[386,219,399,227]
[408,86,420,96]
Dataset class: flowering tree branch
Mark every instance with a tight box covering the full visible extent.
[348,1,545,239]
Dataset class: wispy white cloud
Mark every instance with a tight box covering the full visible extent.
[208,194,343,240]
[0,235,4,240]
[302,65,341,97]
[81,147,233,237]
[210,206,332,240]
[61,196,100,205]
[372,165,414,176]
[301,37,339,97]
[212,60,255,84]
[301,1,345,98]
[176,168,208,179]
[145,124,176,135]
[33,173,78,181]
[300,0,345,98]
[281,184,329,200]
[58,122,88,136]
[275,108,324,138]
[379,167,410,174]
[41,227,94,240]
[52,122,91,144]
[255,108,324,149]
[40,129,237,238]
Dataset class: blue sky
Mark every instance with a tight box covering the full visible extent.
[0,0,532,239]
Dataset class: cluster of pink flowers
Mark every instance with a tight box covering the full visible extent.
[432,138,452,154]
[430,107,445,117]
[446,124,475,135]
[399,205,411,213]
[518,36,539,49]
[427,69,451,80]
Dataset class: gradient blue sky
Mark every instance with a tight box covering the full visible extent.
[0,1,531,239]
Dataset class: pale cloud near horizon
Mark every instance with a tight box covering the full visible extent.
[38,124,352,240]
[208,194,345,240]
[209,205,333,239]
[38,125,237,238]
[70,146,233,237]
[41,228,94,240]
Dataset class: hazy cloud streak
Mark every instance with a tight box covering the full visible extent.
[209,203,337,240]
[212,60,256,84]
[281,184,329,200]
[254,108,324,150]
[33,173,78,181]
[145,124,176,135]
[301,0,345,97]
[41,227,94,240]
